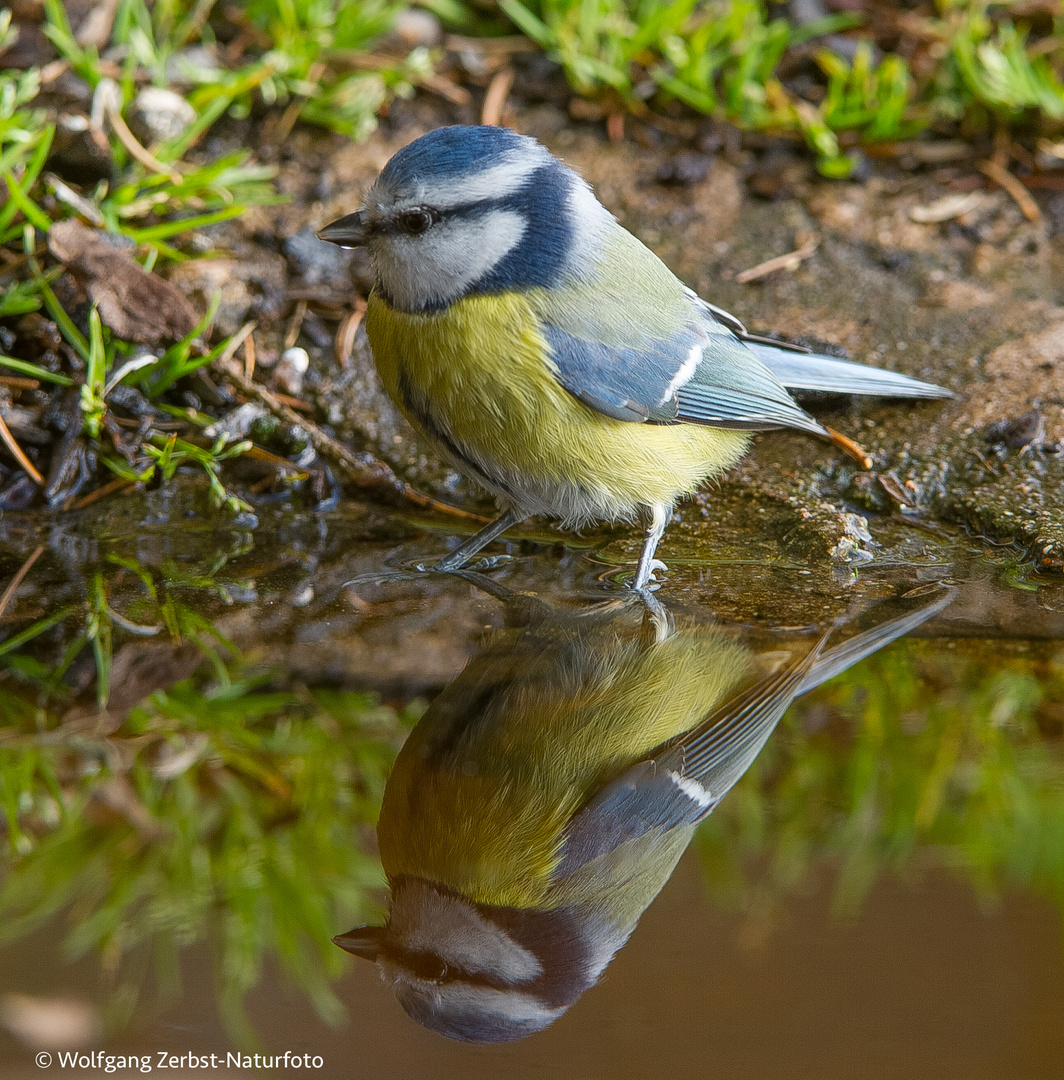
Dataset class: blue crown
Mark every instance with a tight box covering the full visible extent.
[379,126,538,189]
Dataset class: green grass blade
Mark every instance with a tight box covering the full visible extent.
[0,125,55,232]
[123,205,247,243]
[1,173,52,232]
[0,355,75,386]
[0,607,79,658]
[29,260,90,361]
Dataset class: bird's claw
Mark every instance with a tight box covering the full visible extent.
[427,553,513,574]
[631,559,668,593]
[463,554,513,572]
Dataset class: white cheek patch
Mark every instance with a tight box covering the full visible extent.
[372,209,527,311]
[389,881,542,983]
[386,973,566,1039]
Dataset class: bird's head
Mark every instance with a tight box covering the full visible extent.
[334,877,618,1043]
[317,125,610,313]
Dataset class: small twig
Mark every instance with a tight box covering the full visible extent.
[335,301,366,370]
[221,367,401,495]
[0,412,44,485]
[890,513,945,536]
[224,29,251,62]
[284,300,307,349]
[444,34,539,54]
[824,425,873,470]
[979,159,1042,223]
[418,73,472,106]
[270,392,313,413]
[0,545,45,622]
[71,476,134,510]
[992,123,1011,169]
[401,488,492,522]
[243,445,307,473]
[272,61,326,144]
[243,330,256,381]
[1008,141,1038,172]
[39,60,70,85]
[972,447,1002,476]
[217,321,257,370]
[105,96,182,182]
[481,67,515,127]
[0,376,40,390]
[45,173,106,226]
[735,232,819,284]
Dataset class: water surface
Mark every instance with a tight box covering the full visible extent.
[1,487,1062,1076]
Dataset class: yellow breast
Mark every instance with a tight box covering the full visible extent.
[365,290,749,525]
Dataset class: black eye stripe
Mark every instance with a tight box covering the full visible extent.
[383,195,529,236]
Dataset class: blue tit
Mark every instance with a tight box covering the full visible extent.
[318,126,951,590]
[334,582,953,1042]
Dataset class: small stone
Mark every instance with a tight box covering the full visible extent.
[393,9,443,47]
[0,994,100,1051]
[276,347,310,397]
[128,88,196,146]
[165,46,224,86]
[204,402,268,440]
[655,151,713,187]
[985,409,1045,450]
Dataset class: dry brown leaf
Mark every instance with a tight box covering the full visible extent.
[47,219,199,346]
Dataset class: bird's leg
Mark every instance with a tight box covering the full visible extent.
[633,503,669,591]
[638,590,674,645]
[429,507,524,572]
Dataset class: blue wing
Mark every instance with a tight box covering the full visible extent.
[542,314,828,435]
[538,289,949,434]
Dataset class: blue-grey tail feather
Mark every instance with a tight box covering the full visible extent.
[746,343,953,400]
[799,586,955,694]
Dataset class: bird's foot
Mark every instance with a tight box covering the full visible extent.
[462,554,513,572]
[421,553,513,574]
[632,559,668,593]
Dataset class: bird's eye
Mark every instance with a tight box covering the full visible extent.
[397,209,434,235]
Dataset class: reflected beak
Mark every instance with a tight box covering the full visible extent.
[333,925,383,961]
[318,211,367,248]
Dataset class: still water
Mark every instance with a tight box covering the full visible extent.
[1,485,1063,1077]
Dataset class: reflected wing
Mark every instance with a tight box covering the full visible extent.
[800,586,955,693]
[554,587,955,878]
[554,633,828,877]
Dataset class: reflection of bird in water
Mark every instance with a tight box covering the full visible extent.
[336,584,952,1042]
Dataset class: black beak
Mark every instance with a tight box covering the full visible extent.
[333,925,383,961]
[318,211,367,247]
